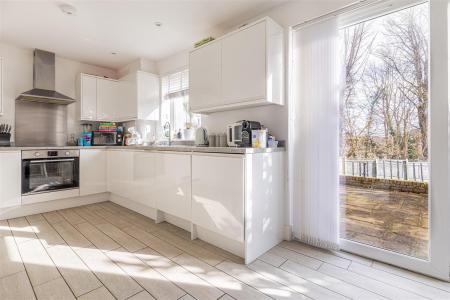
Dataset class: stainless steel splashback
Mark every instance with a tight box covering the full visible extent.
[15,101,67,146]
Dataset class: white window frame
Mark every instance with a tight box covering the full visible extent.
[160,68,199,140]
[335,0,449,280]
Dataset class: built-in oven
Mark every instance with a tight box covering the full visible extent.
[22,150,80,197]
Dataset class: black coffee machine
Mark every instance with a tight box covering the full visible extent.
[239,120,261,147]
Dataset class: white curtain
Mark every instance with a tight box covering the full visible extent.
[290,17,341,250]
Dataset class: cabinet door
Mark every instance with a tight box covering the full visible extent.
[0,151,21,208]
[192,155,244,242]
[80,149,107,196]
[107,150,133,199]
[132,151,157,208]
[189,42,222,112]
[137,72,160,121]
[118,72,138,121]
[80,75,97,120]
[155,153,191,221]
[97,78,119,121]
[221,21,266,104]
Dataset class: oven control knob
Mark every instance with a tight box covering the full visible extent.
[34,152,41,157]
[65,151,70,156]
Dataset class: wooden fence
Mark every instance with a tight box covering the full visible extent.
[340,158,429,182]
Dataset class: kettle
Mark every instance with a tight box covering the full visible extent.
[195,127,208,146]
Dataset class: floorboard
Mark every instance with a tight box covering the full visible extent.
[0,201,448,300]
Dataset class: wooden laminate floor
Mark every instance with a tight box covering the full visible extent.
[1,201,449,300]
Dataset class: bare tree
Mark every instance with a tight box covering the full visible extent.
[342,3,429,161]
[341,23,375,157]
[380,8,429,159]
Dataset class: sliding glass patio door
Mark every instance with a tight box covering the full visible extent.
[338,0,449,279]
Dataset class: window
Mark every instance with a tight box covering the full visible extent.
[339,2,430,259]
[160,69,201,140]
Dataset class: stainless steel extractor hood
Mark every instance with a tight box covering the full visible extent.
[16,49,75,105]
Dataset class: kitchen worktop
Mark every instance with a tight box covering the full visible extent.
[0,145,285,154]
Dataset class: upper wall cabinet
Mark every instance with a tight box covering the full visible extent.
[80,74,97,120]
[78,71,159,122]
[189,17,284,113]
[221,21,266,105]
[97,77,120,121]
[79,73,119,121]
[190,42,222,110]
[120,71,160,121]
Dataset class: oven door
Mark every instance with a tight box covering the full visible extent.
[22,157,79,195]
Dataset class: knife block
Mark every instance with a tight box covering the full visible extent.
[0,133,11,147]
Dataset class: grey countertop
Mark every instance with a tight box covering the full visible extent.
[0,145,285,154]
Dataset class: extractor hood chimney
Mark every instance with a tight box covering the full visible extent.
[16,49,75,105]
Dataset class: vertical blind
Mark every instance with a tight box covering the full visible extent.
[290,17,341,250]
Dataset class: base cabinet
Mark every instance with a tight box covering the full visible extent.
[80,149,107,196]
[0,151,21,208]
[132,151,157,208]
[107,150,134,199]
[155,153,191,221]
[191,154,245,242]
[105,149,284,263]
[107,150,191,220]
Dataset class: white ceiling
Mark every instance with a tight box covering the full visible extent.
[0,0,288,70]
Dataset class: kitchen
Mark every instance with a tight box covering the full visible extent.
[1,1,450,300]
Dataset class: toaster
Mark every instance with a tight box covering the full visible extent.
[227,120,261,147]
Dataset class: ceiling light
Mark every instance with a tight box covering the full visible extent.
[154,21,163,27]
[59,3,77,16]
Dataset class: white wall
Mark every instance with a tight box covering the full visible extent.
[157,51,189,75]
[0,42,117,141]
[118,58,158,78]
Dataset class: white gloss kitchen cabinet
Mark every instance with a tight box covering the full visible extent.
[189,17,284,113]
[191,152,285,263]
[79,71,159,122]
[189,42,222,110]
[0,151,21,208]
[80,149,107,196]
[107,149,191,221]
[119,71,160,121]
[79,74,97,120]
[78,73,120,121]
[191,154,245,242]
[97,77,120,121]
[107,149,134,200]
[132,151,158,208]
[154,152,191,221]
[106,149,284,263]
